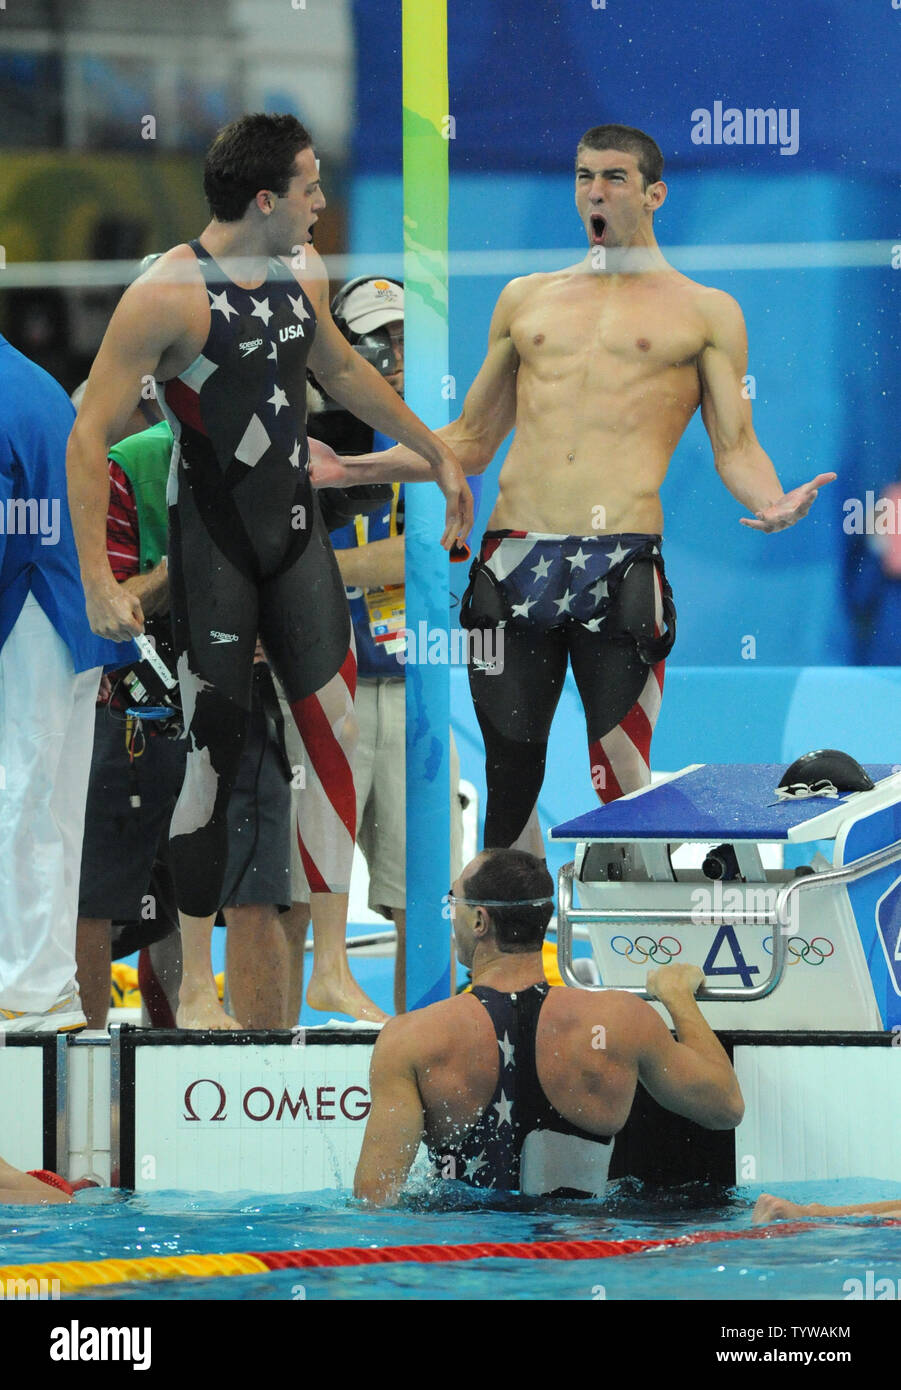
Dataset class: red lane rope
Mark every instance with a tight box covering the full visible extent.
[250,1220,826,1271]
[7,1216,895,1292]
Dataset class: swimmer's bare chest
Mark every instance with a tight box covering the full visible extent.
[493,271,710,533]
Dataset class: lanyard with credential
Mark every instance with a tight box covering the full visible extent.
[357,485,405,654]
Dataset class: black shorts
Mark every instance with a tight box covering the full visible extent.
[78,669,292,926]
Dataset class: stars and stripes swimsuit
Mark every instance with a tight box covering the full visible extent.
[157,239,357,917]
[461,531,675,849]
[430,983,614,1196]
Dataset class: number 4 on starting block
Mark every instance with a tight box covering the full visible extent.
[701,925,760,988]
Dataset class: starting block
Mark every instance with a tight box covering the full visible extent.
[551,763,901,1031]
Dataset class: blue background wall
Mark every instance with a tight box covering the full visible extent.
[356,0,901,177]
[352,0,901,667]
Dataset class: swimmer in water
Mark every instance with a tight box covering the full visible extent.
[752,1193,901,1224]
[353,848,743,1204]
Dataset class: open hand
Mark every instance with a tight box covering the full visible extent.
[740,472,836,532]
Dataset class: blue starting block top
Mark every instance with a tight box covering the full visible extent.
[550,763,896,843]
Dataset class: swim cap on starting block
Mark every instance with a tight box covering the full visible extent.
[776,749,874,800]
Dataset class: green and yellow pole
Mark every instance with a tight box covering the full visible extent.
[402,0,452,1009]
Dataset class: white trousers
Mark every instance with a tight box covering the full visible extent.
[0,595,100,1011]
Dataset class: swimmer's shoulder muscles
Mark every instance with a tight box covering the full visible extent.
[76,247,206,444]
[353,1008,435,1207]
[289,243,361,395]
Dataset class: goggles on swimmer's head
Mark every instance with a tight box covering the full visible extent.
[447,893,555,910]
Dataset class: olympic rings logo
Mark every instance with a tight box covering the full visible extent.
[762,936,835,966]
[610,935,682,964]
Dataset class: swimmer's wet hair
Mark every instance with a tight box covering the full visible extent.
[204,113,313,222]
[577,124,664,189]
[464,850,554,953]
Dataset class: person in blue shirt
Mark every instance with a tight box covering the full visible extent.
[0,335,136,1032]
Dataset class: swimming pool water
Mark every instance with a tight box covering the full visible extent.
[2,1178,899,1301]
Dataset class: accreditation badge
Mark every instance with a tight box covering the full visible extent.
[364,584,406,654]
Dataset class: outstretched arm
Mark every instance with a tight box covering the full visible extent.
[309,275,526,488]
[752,1193,901,1225]
[353,1018,425,1206]
[698,291,835,532]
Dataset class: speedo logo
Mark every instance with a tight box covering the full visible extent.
[210,630,239,644]
[239,338,263,357]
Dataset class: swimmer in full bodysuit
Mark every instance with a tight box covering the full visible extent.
[353,849,743,1204]
[314,123,835,854]
[67,114,472,1027]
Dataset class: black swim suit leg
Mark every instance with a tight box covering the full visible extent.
[468,621,569,849]
[567,557,667,803]
[166,490,257,919]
